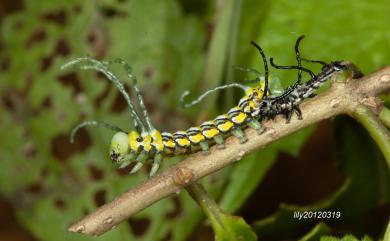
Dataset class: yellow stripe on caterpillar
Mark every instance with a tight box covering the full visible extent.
[228,107,248,125]
[173,131,191,148]
[128,131,141,152]
[200,121,219,139]
[162,132,176,149]
[214,115,234,133]
[142,133,153,152]
[187,127,205,144]
[151,129,164,152]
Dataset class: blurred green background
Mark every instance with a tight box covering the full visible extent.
[0,0,389,241]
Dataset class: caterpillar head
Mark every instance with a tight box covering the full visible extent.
[109,132,129,163]
[320,61,349,76]
[327,61,349,72]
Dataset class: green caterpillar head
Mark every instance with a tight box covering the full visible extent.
[109,132,129,162]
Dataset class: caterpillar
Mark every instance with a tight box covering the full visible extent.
[61,41,272,176]
[61,35,348,177]
[250,35,350,122]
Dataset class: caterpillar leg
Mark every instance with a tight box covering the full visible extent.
[214,135,225,149]
[199,141,210,155]
[130,151,149,174]
[293,106,303,120]
[118,153,136,168]
[247,119,265,134]
[150,153,163,177]
[284,111,293,124]
[231,128,248,144]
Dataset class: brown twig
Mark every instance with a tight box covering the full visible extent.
[68,66,390,236]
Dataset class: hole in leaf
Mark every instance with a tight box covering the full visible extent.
[188,224,213,241]
[25,182,43,195]
[128,217,150,236]
[54,38,70,57]
[1,56,11,71]
[0,198,36,241]
[40,38,71,72]
[2,91,16,112]
[51,130,91,161]
[110,91,128,113]
[19,142,37,159]
[40,56,52,72]
[25,29,47,48]
[31,96,52,118]
[87,26,109,58]
[99,5,127,18]
[73,5,82,14]
[165,196,182,219]
[40,96,52,109]
[41,9,67,26]
[57,72,82,94]
[53,198,67,210]
[0,0,24,19]
[160,81,172,93]
[88,164,104,181]
[1,88,28,123]
[94,189,106,207]
[143,66,155,80]
[161,231,172,241]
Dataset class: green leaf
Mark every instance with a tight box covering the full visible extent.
[384,220,390,241]
[298,223,331,241]
[200,0,239,110]
[214,213,258,241]
[187,183,257,241]
[319,234,374,241]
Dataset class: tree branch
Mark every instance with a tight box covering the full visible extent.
[68,66,390,236]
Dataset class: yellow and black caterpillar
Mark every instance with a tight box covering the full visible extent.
[62,42,268,176]
[62,36,348,176]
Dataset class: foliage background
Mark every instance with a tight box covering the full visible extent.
[0,0,389,240]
